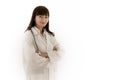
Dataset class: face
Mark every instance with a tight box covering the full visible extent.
[35,15,49,29]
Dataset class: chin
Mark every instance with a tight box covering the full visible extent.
[43,25,47,27]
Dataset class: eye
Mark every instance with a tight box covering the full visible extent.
[38,15,42,17]
[45,16,48,18]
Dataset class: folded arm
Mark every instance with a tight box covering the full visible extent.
[23,31,49,70]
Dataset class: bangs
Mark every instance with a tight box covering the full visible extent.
[35,7,49,16]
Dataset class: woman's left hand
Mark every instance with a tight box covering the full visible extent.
[39,52,49,58]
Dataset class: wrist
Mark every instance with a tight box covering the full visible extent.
[38,52,41,56]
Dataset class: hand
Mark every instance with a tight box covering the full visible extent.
[53,47,58,51]
[39,52,49,58]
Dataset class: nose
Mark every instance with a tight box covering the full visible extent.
[41,17,46,22]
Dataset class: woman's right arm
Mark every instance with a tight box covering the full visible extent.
[22,31,49,69]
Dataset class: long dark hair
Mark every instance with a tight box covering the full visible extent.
[25,6,54,36]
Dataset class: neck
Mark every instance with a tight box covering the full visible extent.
[36,25,43,33]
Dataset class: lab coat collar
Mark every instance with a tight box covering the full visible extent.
[31,26,46,35]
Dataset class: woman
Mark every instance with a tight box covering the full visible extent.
[23,6,61,80]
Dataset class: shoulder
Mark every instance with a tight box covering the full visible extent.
[24,30,32,36]
[47,32,58,43]
[24,30,33,41]
[46,31,55,39]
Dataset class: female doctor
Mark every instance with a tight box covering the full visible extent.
[23,6,61,80]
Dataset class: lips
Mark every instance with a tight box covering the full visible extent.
[41,22,45,24]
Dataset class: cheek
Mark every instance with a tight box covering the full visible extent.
[35,16,40,21]
[46,19,49,23]
[35,18,40,24]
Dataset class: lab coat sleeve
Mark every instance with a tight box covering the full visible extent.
[47,36,62,63]
[23,31,50,71]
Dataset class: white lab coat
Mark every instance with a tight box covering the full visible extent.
[22,26,61,80]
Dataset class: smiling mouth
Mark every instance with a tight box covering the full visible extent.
[41,22,45,24]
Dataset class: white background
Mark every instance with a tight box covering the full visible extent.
[0,0,120,80]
